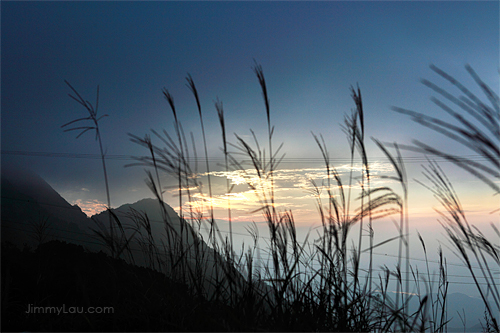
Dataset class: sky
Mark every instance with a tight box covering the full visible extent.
[2,1,499,296]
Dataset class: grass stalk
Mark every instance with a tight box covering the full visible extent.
[62,81,117,257]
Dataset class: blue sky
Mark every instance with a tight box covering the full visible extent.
[3,0,498,206]
[2,1,499,293]
[3,0,498,197]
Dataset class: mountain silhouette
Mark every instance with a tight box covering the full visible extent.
[1,164,492,330]
[1,164,256,299]
[91,197,255,299]
[1,163,95,250]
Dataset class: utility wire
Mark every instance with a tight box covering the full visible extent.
[1,150,494,164]
[3,223,498,287]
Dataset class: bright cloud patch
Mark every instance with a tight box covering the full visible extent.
[174,163,401,224]
[73,199,107,217]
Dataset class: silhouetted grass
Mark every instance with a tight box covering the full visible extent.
[124,62,441,331]
[394,65,499,332]
[3,64,497,332]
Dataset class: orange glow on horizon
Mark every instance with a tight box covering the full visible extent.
[72,199,108,217]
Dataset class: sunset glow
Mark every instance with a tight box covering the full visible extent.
[149,163,500,231]
[72,199,108,217]
[3,1,498,307]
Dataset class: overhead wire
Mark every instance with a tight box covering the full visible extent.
[1,150,495,164]
[3,222,498,287]
[3,149,498,282]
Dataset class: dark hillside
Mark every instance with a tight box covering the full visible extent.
[1,164,95,249]
[1,240,255,332]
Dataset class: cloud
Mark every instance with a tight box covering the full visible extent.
[72,199,107,217]
[156,162,495,227]
[172,165,399,224]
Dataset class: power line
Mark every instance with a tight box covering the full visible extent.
[3,223,498,287]
[2,150,131,160]
[1,150,495,164]
[1,196,91,212]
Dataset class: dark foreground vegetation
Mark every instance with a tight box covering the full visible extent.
[2,63,498,332]
[1,240,266,332]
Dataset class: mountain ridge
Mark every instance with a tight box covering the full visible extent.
[1,165,248,299]
[1,164,95,249]
[1,165,492,329]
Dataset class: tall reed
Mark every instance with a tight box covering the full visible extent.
[114,63,498,331]
[62,81,136,259]
[394,65,499,332]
